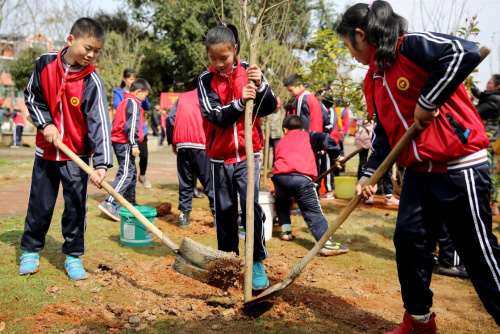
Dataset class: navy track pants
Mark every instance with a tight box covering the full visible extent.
[21,155,90,256]
[395,163,500,325]
[211,156,267,262]
[177,147,214,213]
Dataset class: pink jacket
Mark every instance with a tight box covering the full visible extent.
[355,119,374,150]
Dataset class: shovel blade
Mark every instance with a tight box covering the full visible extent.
[172,237,244,290]
[243,281,287,306]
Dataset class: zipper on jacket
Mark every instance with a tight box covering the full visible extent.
[233,123,240,162]
[382,74,423,163]
[57,65,71,161]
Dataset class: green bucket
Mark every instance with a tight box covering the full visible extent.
[119,206,157,247]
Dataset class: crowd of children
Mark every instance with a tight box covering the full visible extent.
[11,3,500,331]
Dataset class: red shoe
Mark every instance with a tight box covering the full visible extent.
[386,311,436,334]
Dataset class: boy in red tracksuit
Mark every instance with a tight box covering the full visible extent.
[7,111,25,148]
[98,79,151,221]
[20,18,112,281]
[272,115,349,255]
[283,73,324,133]
[318,96,341,199]
[166,88,214,228]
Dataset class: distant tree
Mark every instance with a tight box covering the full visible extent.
[126,0,334,92]
[9,47,44,91]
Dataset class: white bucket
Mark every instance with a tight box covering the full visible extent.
[259,191,275,241]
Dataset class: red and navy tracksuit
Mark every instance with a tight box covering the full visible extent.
[286,89,324,132]
[197,59,277,261]
[272,130,340,241]
[318,106,342,192]
[363,32,500,324]
[22,47,112,256]
[105,92,144,206]
[166,89,214,213]
[7,112,25,146]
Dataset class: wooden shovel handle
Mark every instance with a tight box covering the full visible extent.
[284,123,419,283]
[27,116,180,253]
[314,146,365,183]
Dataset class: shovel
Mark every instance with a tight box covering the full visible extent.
[28,117,243,290]
[244,123,419,306]
[314,146,365,184]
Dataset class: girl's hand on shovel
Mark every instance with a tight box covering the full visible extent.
[356,176,377,199]
[90,168,106,189]
[43,124,61,147]
[414,104,439,130]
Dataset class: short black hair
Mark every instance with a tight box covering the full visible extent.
[120,68,139,88]
[130,78,152,93]
[70,17,106,42]
[282,114,303,131]
[283,73,303,87]
[492,74,500,87]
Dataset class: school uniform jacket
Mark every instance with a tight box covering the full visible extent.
[273,129,341,180]
[24,47,112,169]
[290,90,324,132]
[7,112,25,126]
[167,89,205,149]
[363,32,489,176]
[111,92,144,146]
[340,107,350,135]
[327,107,341,144]
[197,59,277,164]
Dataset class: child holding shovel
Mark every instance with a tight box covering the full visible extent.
[197,21,278,290]
[98,79,151,221]
[338,1,500,332]
[272,115,349,255]
[20,18,112,280]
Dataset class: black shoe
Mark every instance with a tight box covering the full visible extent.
[436,264,469,278]
[177,210,190,228]
[193,188,204,199]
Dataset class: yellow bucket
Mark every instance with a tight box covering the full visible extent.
[334,176,357,199]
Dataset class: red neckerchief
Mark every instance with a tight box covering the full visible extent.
[208,58,242,102]
[55,46,96,105]
[364,36,405,118]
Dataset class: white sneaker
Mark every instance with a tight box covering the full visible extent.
[138,175,152,188]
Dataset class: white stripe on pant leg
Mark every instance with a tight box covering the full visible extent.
[453,251,460,267]
[256,156,268,258]
[326,154,332,192]
[464,169,500,289]
[109,147,130,203]
[212,162,218,247]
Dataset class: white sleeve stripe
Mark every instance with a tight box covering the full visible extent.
[418,96,436,110]
[198,71,241,116]
[90,72,111,165]
[129,99,138,144]
[407,32,465,103]
[198,71,222,114]
[25,71,46,124]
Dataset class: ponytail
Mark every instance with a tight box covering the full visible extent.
[205,20,240,56]
[336,0,407,72]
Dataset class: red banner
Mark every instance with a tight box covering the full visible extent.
[160,92,181,109]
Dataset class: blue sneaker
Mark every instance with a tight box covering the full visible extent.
[65,256,87,280]
[19,251,39,275]
[252,261,269,290]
